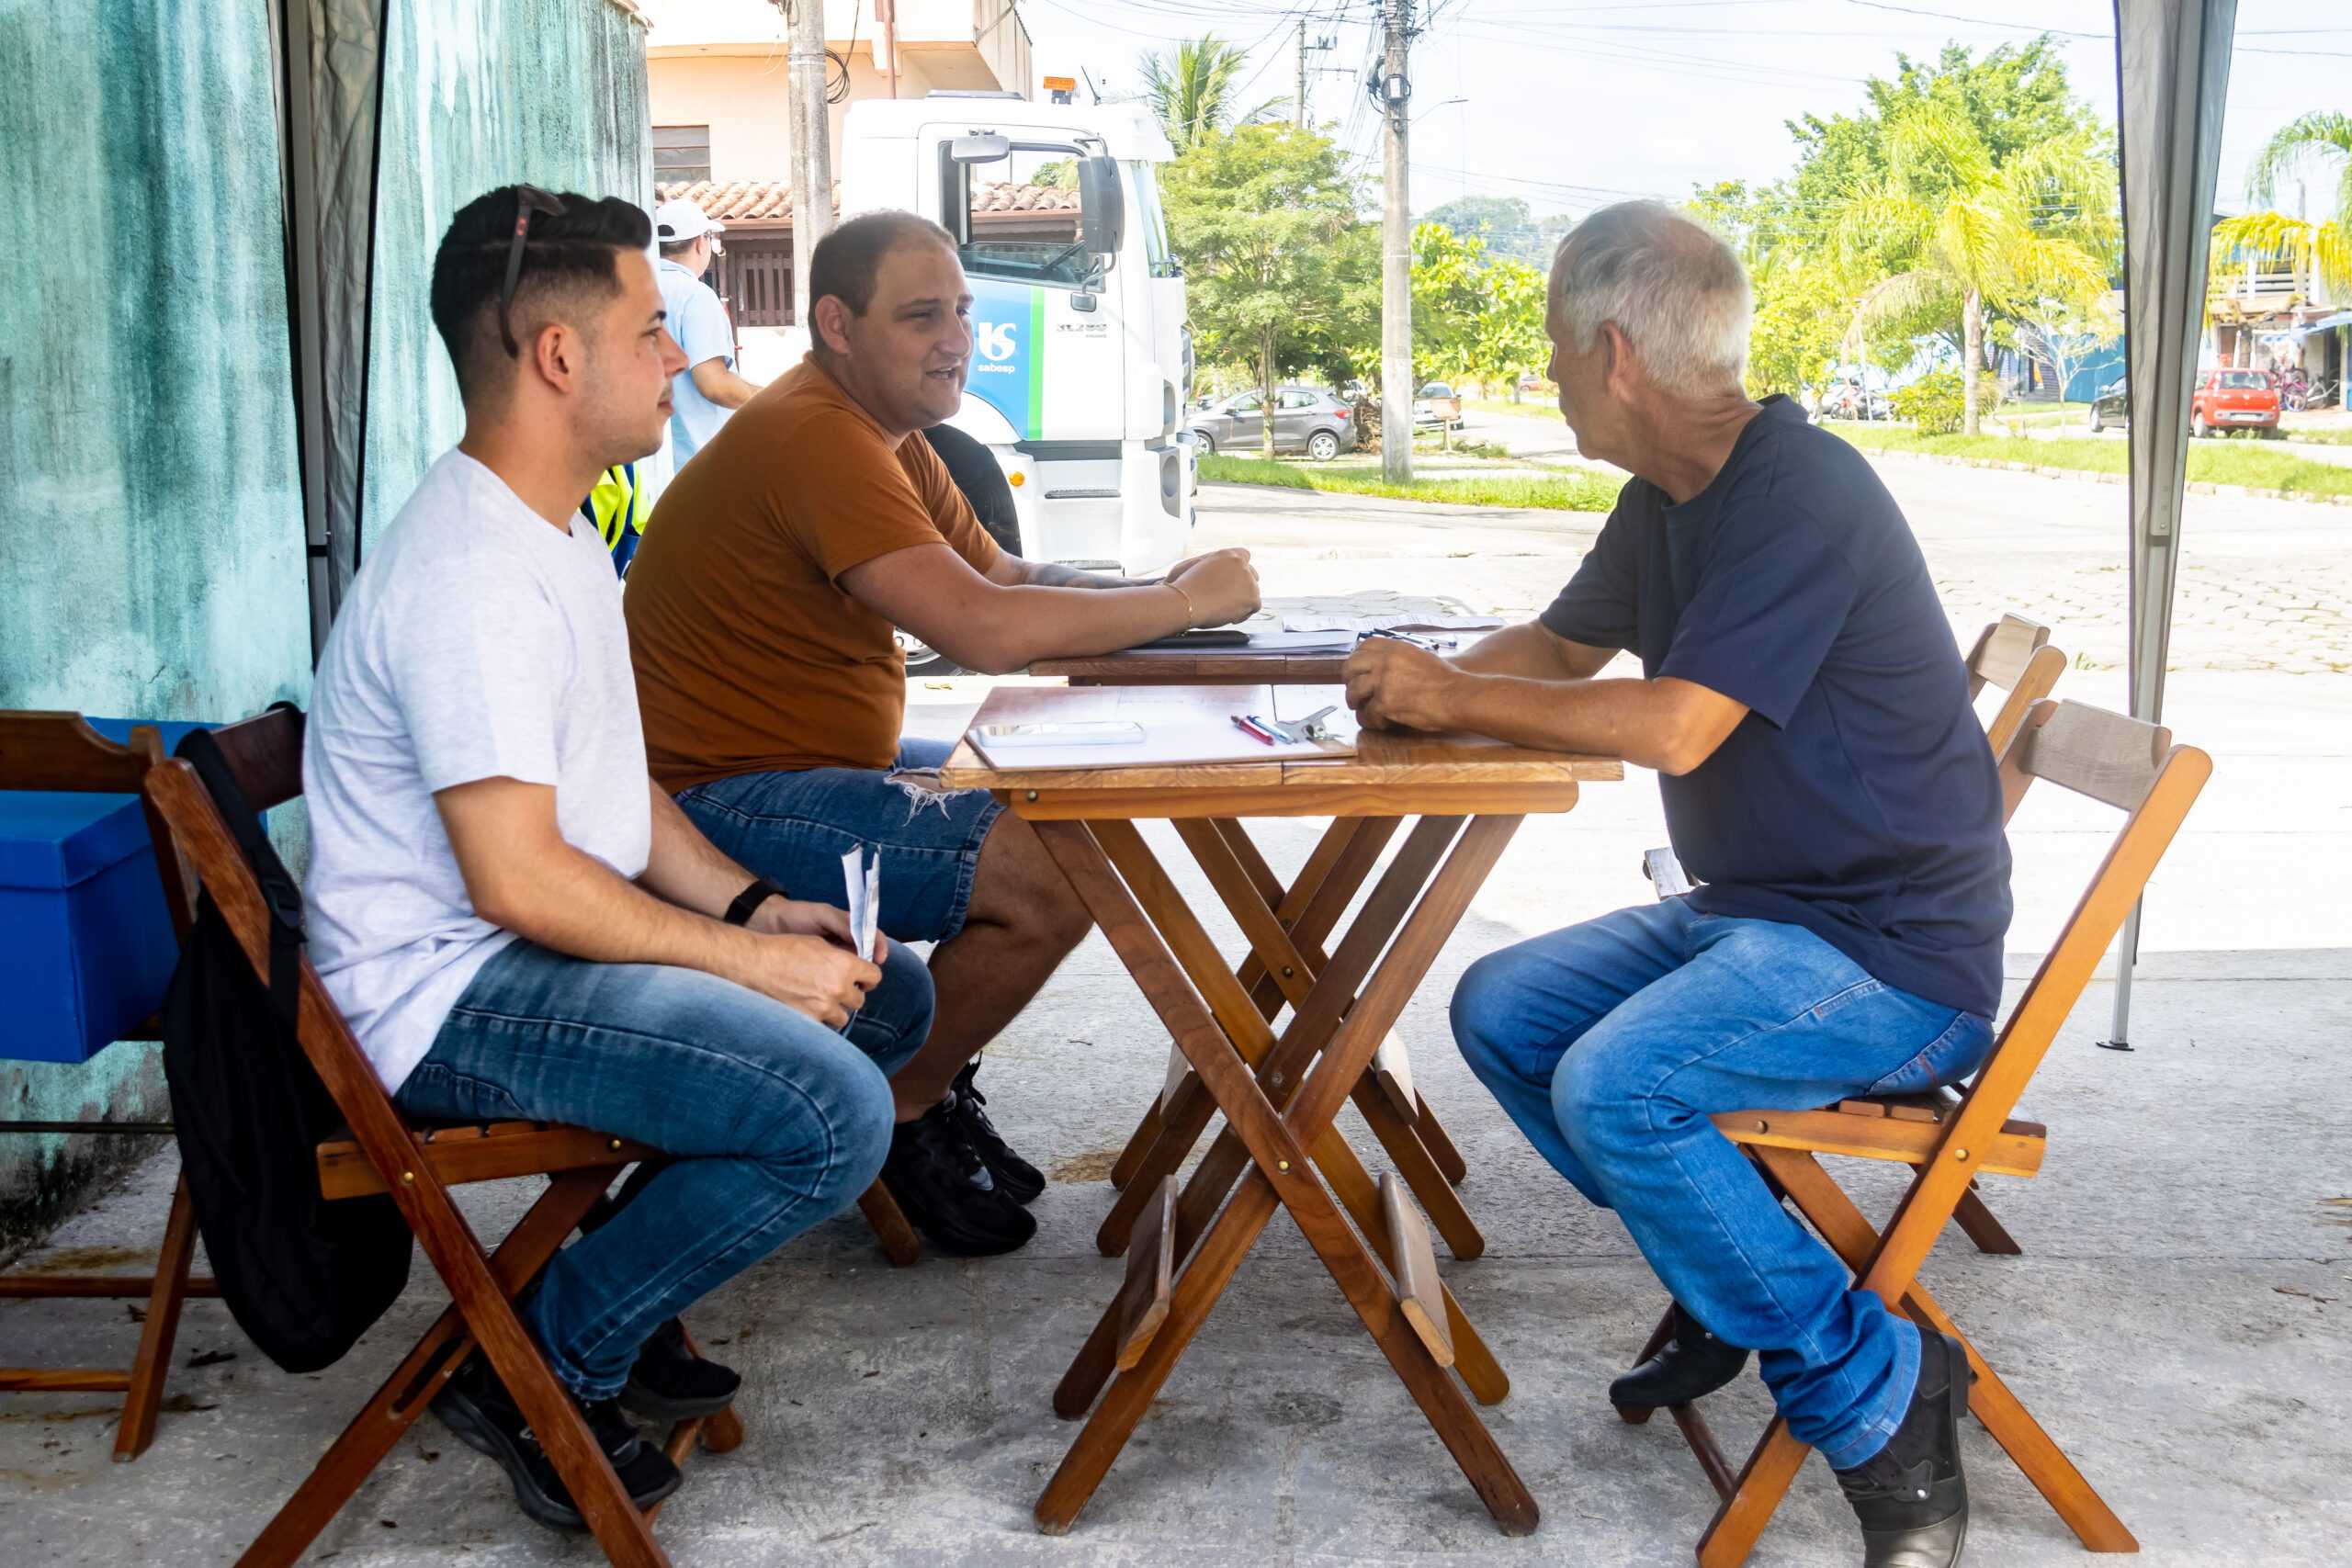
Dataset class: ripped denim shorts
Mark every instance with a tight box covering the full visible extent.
[674,737,1003,943]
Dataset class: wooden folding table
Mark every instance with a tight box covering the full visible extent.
[939,683,1619,1534]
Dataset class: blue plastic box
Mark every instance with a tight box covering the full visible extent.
[1,718,210,1065]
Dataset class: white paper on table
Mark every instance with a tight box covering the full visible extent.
[1265,591,1504,636]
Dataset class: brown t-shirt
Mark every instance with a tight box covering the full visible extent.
[625,356,1002,787]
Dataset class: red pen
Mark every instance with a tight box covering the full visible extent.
[1231,714,1278,746]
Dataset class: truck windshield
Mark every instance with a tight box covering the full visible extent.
[946,141,1096,289]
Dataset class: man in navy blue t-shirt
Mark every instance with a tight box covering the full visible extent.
[1345,201,2007,1568]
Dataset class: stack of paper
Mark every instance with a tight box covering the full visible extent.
[841,846,880,958]
[1264,591,1503,636]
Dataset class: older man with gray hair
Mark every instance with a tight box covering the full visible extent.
[1343,200,2008,1568]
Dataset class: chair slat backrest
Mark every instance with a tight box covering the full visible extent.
[0,710,193,933]
[1855,698,2211,1296]
[1965,614,2049,696]
[205,706,306,814]
[1966,615,2068,761]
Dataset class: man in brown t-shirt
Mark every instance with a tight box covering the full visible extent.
[625,211,1259,1257]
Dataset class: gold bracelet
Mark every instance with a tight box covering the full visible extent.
[1167,580,1197,629]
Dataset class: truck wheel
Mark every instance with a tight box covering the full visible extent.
[1306,430,1340,461]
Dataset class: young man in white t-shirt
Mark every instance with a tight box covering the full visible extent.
[302,186,934,1533]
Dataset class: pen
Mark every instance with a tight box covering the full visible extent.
[1361,628,1458,650]
[1232,714,1279,746]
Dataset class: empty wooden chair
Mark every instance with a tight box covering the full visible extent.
[0,711,214,1460]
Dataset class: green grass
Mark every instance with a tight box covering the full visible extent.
[2287,426,2352,447]
[1199,452,1623,512]
[1826,424,2352,499]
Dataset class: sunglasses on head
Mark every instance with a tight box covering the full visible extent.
[498,185,569,358]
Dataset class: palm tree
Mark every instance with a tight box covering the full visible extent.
[1831,104,2116,434]
[2247,111,2352,239]
[1139,35,1283,153]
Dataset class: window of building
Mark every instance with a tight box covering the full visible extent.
[654,125,711,186]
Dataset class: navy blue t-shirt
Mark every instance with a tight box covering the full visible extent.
[1541,396,2011,1018]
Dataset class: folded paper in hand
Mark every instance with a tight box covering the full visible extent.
[842,846,881,959]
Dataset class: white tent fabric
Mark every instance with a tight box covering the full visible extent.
[2106,0,2238,1044]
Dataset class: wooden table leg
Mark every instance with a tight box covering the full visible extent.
[1030,813,1537,1535]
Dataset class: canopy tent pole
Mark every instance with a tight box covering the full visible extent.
[268,0,394,656]
[2104,0,2238,1047]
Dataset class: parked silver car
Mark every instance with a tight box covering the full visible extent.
[1189,385,1357,460]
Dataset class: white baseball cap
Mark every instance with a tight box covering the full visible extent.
[652,197,725,253]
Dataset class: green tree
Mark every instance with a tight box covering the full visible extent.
[1420,195,1570,268]
[1161,125,1375,457]
[2247,111,2352,242]
[1827,100,2115,434]
[1138,35,1282,154]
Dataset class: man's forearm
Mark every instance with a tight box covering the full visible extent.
[493,835,769,981]
[639,784,762,919]
[1439,671,1726,774]
[1017,558,1146,591]
[961,581,1194,672]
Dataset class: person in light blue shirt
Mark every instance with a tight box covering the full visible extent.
[651,197,762,468]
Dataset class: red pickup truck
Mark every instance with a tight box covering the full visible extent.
[2190,368,2281,438]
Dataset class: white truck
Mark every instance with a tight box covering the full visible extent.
[836,96,1196,668]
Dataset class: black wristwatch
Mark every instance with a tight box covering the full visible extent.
[723,876,787,927]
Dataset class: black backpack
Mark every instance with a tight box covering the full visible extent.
[160,726,413,1373]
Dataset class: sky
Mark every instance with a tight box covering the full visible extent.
[1010,0,2351,223]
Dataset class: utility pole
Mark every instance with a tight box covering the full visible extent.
[1295,26,1335,130]
[1378,0,1414,483]
[787,0,833,332]
[1296,21,1309,129]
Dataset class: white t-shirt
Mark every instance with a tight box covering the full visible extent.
[302,450,652,1093]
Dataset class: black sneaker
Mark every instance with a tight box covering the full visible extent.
[620,1316,740,1423]
[1609,1303,1750,1411]
[431,1350,682,1533]
[1834,1329,1974,1568]
[950,1058,1046,1205]
[881,1099,1036,1257]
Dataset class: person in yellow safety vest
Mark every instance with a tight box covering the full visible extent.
[579,460,649,577]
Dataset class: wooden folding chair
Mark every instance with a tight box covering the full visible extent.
[1966,613,2068,761]
[1627,699,2209,1567]
[0,711,220,1461]
[141,707,742,1567]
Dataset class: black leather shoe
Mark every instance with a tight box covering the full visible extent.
[1834,1329,1973,1568]
[950,1057,1046,1205]
[432,1351,681,1533]
[1610,1303,1750,1410]
[620,1315,740,1422]
[881,1099,1037,1256]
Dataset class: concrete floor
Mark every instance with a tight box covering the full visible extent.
[5,470,2349,1562]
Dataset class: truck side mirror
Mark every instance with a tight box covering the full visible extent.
[1078,154,1125,263]
[949,134,1012,164]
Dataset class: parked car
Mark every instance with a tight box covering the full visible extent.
[1516,372,1551,395]
[1188,384,1357,460]
[1413,381,1463,429]
[2190,367,2281,437]
[2086,378,2129,432]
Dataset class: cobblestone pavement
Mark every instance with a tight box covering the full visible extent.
[1189,453,2352,674]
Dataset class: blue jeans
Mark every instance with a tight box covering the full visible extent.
[676,738,1003,943]
[396,937,933,1399]
[1450,900,1993,1469]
